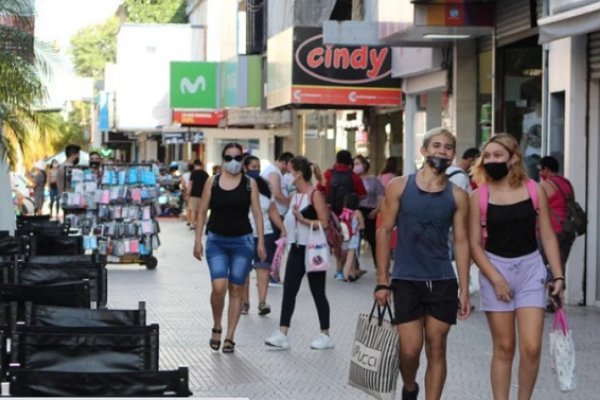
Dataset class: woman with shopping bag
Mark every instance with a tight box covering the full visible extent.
[469,134,565,399]
[265,156,334,350]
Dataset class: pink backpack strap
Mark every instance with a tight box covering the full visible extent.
[478,184,489,247]
[526,178,539,213]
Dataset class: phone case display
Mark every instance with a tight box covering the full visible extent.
[61,166,101,236]
[96,164,160,269]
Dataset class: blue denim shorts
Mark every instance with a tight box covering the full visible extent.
[253,233,277,269]
[205,232,254,285]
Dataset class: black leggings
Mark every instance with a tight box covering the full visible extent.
[280,245,330,330]
[359,207,377,267]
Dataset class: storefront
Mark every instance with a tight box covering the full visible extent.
[267,26,402,167]
[537,0,597,305]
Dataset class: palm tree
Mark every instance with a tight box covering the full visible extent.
[0,0,56,231]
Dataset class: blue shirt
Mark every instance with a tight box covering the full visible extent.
[392,174,456,281]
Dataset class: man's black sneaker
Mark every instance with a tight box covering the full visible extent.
[401,383,419,400]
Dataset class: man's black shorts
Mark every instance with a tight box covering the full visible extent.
[390,279,459,325]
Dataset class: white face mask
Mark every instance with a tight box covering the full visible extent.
[353,165,364,175]
[223,160,242,174]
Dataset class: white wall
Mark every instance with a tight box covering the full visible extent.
[548,36,588,305]
[115,24,205,131]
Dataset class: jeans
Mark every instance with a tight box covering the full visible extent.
[205,232,254,285]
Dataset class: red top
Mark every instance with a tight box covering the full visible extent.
[546,176,573,233]
[317,164,367,199]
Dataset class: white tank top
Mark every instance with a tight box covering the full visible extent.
[283,192,313,246]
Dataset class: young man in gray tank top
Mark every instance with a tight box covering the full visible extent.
[374,127,472,400]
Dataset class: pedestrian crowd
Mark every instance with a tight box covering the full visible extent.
[20,130,581,399]
[186,127,583,400]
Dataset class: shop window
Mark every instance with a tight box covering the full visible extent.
[497,37,542,180]
[477,50,493,146]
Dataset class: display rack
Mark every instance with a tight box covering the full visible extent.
[61,166,100,237]
[94,163,161,269]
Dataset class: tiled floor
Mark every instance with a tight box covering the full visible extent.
[106,219,599,399]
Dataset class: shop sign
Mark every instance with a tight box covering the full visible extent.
[170,62,218,109]
[267,27,401,108]
[293,27,397,89]
[162,131,205,144]
[172,110,226,126]
[163,132,186,144]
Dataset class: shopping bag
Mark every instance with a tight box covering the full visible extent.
[549,307,576,392]
[305,222,330,273]
[349,302,399,400]
[451,262,480,295]
[271,237,287,278]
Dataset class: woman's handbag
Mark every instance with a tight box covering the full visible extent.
[305,222,330,273]
[348,302,400,400]
[549,307,576,392]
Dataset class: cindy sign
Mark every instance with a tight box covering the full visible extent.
[294,29,391,85]
[266,27,401,107]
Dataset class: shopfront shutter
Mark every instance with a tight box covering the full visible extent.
[589,32,600,79]
[495,0,534,46]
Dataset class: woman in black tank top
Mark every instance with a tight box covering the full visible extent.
[193,143,266,354]
[469,134,565,399]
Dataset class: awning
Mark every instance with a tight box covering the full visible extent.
[538,2,600,43]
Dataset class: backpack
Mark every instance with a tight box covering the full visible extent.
[327,169,353,215]
[548,177,587,236]
[338,208,354,242]
[478,179,539,247]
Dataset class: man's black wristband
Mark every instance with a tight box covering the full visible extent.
[374,284,390,293]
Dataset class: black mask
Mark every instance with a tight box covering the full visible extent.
[484,162,509,180]
[425,156,451,174]
[73,157,80,166]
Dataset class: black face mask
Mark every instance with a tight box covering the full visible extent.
[425,156,451,174]
[484,162,509,180]
[73,157,80,166]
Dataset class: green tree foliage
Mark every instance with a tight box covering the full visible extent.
[0,0,57,168]
[69,0,188,79]
[124,0,188,24]
[47,104,90,152]
[69,17,119,80]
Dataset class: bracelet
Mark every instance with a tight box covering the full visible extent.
[374,284,390,293]
[552,277,565,282]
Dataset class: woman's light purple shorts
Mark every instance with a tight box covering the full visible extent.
[479,250,548,312]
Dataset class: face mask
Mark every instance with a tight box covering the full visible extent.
[247,170,260,179]
[223,160,242,174]
[353,165,364,175]
[73,157,80,166]
[425,156,451,174]
[484,162,509,180]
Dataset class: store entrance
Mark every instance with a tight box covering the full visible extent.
[496,36,542,180]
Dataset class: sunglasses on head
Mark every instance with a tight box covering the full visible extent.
[223,154,243,162]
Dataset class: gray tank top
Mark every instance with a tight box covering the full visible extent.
[392,173,456,281]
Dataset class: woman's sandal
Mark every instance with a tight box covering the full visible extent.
[209,328,222,351]
[222,339,236,354]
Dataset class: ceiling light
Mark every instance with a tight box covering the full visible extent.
[423,34,471,39]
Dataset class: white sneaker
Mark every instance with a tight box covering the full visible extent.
[310,333,334,350]
[265,330,290,349]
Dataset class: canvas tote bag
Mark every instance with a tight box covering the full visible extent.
[348,302,400,400]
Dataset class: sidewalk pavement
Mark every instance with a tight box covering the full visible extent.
[106,219,599,400]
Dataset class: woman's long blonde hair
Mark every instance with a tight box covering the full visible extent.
[471,133,528,187]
